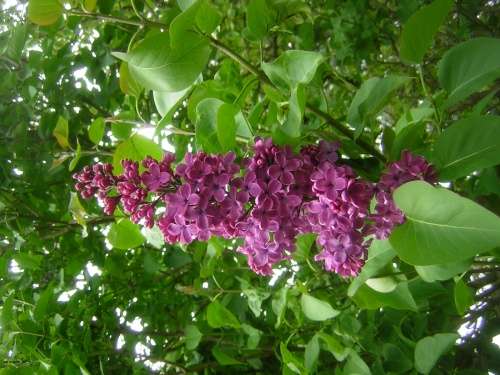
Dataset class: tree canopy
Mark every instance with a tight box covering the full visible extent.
[1,0,500,374]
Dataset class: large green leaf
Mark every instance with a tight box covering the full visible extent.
[415,258,473,282]
[304,335,320,372]
[383,343,413,373]
[300,294,340,321]
[347,76,411,139]
[454,279,474,315]
[28,0,64,26]
[206,300,242,328]
[351,282,418,311]
[212,347,244,365]
[432,116,500,181]
[196,1,222,35]
[439,38,500,109]
[88,117,105,146]
[113,32,210,92]
[399,0,454,65]
[184,325,202,350]
[113,134,164,174]
[414,333,459,374]
[107,219,146,249]
[246,0,269,40]
[390,181,500,265]
[34,282,54,321]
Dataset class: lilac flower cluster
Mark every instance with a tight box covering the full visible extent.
[73,138,437,278]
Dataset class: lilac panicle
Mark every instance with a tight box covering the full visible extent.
[74,137,437,278]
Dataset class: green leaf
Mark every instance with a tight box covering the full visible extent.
[300,294,340,321]
[439,38,500,109]
[432,116,500,181]
[68,192,88,218]
[272,287,288,327]
[383,343,413,373]
[119,62,142,97]
[143,225,165,249]
[280,342,307,375]
[111,112,135,140]
[212,347,244,365]
[11,252,41,270]
[390,181,500,265]
[216,103,239,152]
[53,116,69,148]
[348,239,396,296]
[292,233,317,262]
[347,77,379,130]
[88,117,105,145]
[0,293,14,328]
[351,282,418,311]
[206,300,242,329]
[344,349,371,375]
[113,32,210,92]
[390,121,426,161]
[262,51,327,93]
[143,251,162,273]
[454,279,474,315]
[28,0,64,26]
[170,0,202,48]
[365,275,399,293]
[317,332,349,361]
[178,0,197,11]
[113,134,164,174]
[261,51,327,137]
[105,252,127,275]
[415,259,473,282]
[34,283,55,321]
[153,88,191,119]
[107,219,146,249]
[69,141,82,171]
[195,98,224,153]
[399,0,454,65]
[242,323,262,349]
[246,0,269,40]
[196,1,222,35]
[304,335,319,373]
[6,23,28,62]
[243,289,270,317]
[395,107,435,134]
[350,75,412,139]
[184,325,202,350]
[414,333,460,374]
[281,84,306,138]
[83,0,97,11]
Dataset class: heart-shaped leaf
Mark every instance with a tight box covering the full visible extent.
[439,38,500,109]
[113,32,210,92]
[390,181,500,265]
[432,115,500,181]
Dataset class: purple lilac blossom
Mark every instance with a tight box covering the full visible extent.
[74,137,437,278]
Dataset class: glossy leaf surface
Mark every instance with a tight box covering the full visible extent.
[391,181,500,265]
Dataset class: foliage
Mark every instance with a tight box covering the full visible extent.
[1,0,500,374]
